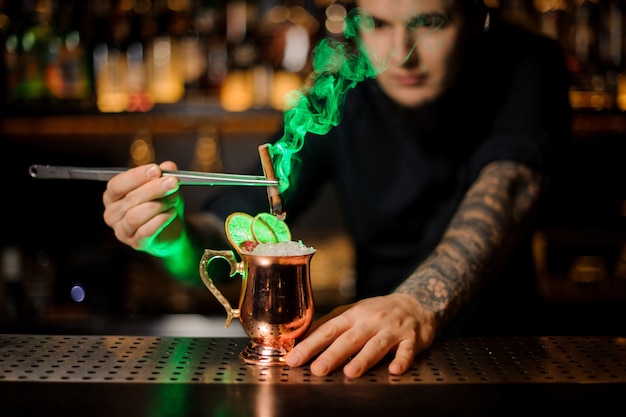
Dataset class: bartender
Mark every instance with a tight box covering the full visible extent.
[101,0,572,378]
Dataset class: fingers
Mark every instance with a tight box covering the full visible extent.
[388,338,417,375]
[114,197,179,249]
[308,321,407,378]
[286,294,435,379]
[103,163,178,205]
[342,329,399,378]
[102,162,181,250]
[103,164,158,205]
[286,315,351,375]
[159,161,178,171]
[289,316,403,378]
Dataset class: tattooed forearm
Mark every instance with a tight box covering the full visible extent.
[394,160,542,329]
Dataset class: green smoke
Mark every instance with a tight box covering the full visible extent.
[269,8,379,193]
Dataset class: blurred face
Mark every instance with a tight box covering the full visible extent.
[355,0,471,108]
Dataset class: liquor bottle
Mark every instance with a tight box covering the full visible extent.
[220,0,258,111]
[533,0,571,45]
[257,0,319,110]
[50,0,91,105]
[202,0,229,93]
[1,246,24,320]
[570,0,601,89]
[1,1,22,107]
[126,2,152,112]
[598,0,625,109]
[174,0,209,101]
[500,0,539,32]
[146,0,184,104]
[92,0,133,112]
[16,0,56,104]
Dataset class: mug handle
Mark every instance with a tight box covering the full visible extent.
[199,249,242,328]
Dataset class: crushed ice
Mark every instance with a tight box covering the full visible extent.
[250,240,315,256]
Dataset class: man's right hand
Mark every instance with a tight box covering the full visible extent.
[102,161,184,256]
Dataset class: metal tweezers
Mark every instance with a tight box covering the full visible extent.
[28,164,278,187]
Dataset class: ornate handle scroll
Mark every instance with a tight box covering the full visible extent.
[199,249,242,328]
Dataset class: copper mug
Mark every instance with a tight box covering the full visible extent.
[199,248,315,366]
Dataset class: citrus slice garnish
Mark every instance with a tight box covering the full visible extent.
[252,212,291,244]
[225,212,255,251]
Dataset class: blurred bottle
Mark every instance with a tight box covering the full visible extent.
[1,246,24,320]
[125,0,153,112]
[1,1,21,107]
[146,0,184,104]
[533,0,572,45]
[14,0,56,104]
[500,0,540,31]
[22,249,56,319]
[220,0,258,111]
[92,0,129,112]
[570,1,601,90]
[173,0,208,101]
[257,0,320,110]
[227,0,262,71]
[201,0,229,93]
[47,0,91,106]
[598,0,626,110]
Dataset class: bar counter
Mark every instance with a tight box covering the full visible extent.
[1,330,625,416]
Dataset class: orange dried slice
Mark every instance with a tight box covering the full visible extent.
[252,212,291,244]
[224,212,255,252]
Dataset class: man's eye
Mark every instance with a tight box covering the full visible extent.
[371,17,391,30]
[353,14,378,33]
[407,14,448,31]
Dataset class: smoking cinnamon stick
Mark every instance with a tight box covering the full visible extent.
[258,143,285,219]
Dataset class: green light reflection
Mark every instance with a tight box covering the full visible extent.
[270,8,379,194]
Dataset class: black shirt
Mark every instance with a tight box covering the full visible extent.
[205,23,572,334]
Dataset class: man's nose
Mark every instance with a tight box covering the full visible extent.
[390,27,418,66]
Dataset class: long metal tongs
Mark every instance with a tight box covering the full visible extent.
[28,164,278,187]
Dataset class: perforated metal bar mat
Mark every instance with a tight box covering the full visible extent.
[1,334,625,384]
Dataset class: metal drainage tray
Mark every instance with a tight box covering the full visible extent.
[0,334,625,384]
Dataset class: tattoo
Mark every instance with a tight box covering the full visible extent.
[394,160,542,328]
